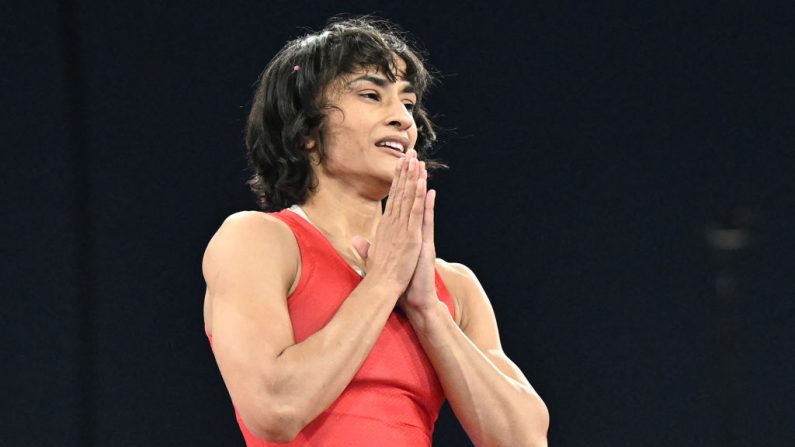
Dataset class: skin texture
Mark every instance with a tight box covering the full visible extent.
[203,61,549,445]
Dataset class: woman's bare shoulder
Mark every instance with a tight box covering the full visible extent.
[434,258,479,326]
[202,211,299,279]
[435,258,498,329]
[434,258,477,288]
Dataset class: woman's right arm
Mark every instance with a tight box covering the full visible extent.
[203,154,426,442]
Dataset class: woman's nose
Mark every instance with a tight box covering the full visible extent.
[386,102,413,130]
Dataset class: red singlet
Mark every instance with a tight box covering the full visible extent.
[212,209,455,446]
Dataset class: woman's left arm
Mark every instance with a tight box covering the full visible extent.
[403,260,549,447]
[396,177,548,446]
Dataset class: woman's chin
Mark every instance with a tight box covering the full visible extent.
[369,173,394,200]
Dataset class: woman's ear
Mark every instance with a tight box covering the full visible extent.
[305,135,322,165]
[304,137,316,150]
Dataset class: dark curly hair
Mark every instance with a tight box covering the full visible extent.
[244,16,442,211]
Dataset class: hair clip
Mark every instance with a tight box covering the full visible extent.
[292,65,301,72]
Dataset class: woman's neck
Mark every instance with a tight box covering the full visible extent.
[299,182,383,247]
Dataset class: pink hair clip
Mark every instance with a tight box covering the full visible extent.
[292,65,301,72]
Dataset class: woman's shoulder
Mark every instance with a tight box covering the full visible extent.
[212,210,295,244]
[434,258,481,326]
[203,210,299,277]
[434,258,477,287]
[433,258,502,334]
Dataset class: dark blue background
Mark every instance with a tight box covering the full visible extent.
[5,1,793,445]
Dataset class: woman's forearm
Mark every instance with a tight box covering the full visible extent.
[406,301,549,447]
[251,275,400,439]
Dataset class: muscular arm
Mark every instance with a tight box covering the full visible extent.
[204,152,427,442]
[393,175,548,446]
[204,212,401,441]
[406,260,549,447]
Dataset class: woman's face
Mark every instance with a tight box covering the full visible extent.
[314,58,418,196]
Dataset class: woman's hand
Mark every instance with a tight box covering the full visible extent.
[352,149,427,297]
[397,162,438,315]
[352,158,439,314]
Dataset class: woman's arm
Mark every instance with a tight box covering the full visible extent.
[205,212,400,442]
[205,154,427,442]
[396,179,549,446]
[408,260,550,447]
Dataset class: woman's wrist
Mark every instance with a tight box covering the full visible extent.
[404,299,451,335]
[360,271,405,303]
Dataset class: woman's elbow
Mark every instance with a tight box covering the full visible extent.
[519,424,548,447]
[243,402,305,443]
[528,435,549,447]
[529,398,550,447]
[515,394,549,447]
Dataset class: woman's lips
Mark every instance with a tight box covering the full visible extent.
[375,145,404,157]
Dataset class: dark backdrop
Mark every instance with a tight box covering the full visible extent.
[5,1,794,446]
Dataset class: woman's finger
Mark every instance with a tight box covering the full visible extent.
[423,188,436,246]
[407,161,427,230]
[351,235,371,262]
[399,154,420,222]
[383,156,404,217]
[392,150,413,219]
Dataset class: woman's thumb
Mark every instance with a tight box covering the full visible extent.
[351,235,371,261]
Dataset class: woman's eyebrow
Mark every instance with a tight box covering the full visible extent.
[347,74,415,93]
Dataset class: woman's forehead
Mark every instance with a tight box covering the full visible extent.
[342,58,410,83]
[322,57,413,99]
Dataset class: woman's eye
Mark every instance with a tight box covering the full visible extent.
[404,102,415,112]
[361,92,380,101]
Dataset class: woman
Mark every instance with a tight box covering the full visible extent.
[203,17,549,446]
